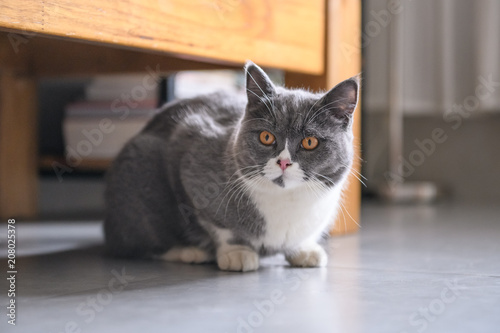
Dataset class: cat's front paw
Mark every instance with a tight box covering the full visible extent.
[160,246,213,264]
[286,245,327,267]
[217,247,259,272]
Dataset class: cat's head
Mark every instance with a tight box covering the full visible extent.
[233,61,359,191]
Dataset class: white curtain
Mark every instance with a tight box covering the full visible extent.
[364,0,500,115]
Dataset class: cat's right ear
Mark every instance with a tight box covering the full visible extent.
[317,75,360,127]
[245,61,275,107]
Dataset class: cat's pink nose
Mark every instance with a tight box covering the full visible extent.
[277,158,292,171]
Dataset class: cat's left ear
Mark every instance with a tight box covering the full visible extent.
[318,75,360,126]
[245,61,275,107]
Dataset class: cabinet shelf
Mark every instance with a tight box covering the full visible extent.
[39,155,112,173]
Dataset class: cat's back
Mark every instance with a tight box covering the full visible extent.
[143,91,246,140]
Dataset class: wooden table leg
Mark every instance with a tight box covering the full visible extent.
[286,0,362,235]
[328,0,362,234]
[0,36,38,219]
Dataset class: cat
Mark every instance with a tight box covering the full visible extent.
[104,61,359,272]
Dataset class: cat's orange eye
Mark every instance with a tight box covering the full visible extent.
[302,137,319,150]
[259,131,275,145]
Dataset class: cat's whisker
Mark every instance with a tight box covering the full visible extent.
[230,173,263,220]
[334,198,348,233]
[338,161,367,181]
[242,177,265,223]
[308,176,350,232]
[245,178,267,232]
[225,170,261,189]
[223,168,261,191]
[336,162,367,188]
[233,175,256,207]
[216,169,262,216]
[349,171,367,187]
[312,171,337,188]
[216,173,253,208]
[233,182,248,220]
[304,179,322,200]
[338,200,361,229]
[341,206,348,233]
[349,166,367,181]
[222,165,261,185]
[345,169,367,187]
[222,171,262,219]
[223,181,248,220]
[235,175,262,217]
[308,176,331,196]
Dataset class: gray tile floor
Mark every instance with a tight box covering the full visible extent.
[1,202,499,333]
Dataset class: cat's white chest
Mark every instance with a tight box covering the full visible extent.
[249,182,343,251]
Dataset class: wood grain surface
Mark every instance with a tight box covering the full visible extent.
[0,72,38,219]
[0,0,325,74]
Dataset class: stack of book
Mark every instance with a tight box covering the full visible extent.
[63,74,159,161]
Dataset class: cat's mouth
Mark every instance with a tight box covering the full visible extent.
[272,176,285,187]
[264,163,306,189]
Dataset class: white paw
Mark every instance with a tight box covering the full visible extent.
[217,248,259,272]
[161,247,212,264]
[179,247,212,263]
[286,246,327,267]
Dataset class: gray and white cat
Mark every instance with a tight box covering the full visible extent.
[104,62,359,272]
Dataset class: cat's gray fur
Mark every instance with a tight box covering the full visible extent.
[104,62,359,269]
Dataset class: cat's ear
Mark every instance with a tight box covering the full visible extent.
[317,75,360,125]
[245,61,275,107]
